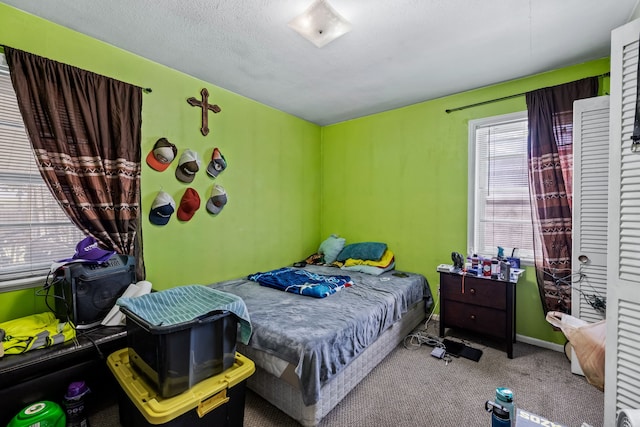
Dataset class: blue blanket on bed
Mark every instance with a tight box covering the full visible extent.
[248,267,352,298]
[213,265,430,406]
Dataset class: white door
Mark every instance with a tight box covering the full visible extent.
[571,96,610,376]
[605,17,640,426]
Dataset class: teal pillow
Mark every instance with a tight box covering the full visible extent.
[318,234,346,264]
[336,242,387,262]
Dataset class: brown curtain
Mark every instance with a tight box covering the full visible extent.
[4,46,145,279]
[526,77,598,314]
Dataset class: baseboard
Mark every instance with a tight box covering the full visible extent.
[427,313,564,353]
[428,314,564,353]
[515,334,564,353]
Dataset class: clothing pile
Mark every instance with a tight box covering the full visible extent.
[0,312,75,357]
[249,267,353,298]
[336,242,396,276]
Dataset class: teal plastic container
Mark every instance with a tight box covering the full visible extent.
[7,401,65,427]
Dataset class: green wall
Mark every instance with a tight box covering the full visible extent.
[0,3,321,321]
[0,2,611,346]
[320,59,610,345]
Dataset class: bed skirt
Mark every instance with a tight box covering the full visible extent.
[241,299,426,426]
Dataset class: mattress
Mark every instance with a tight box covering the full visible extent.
[211,265,431,425]
[242,300,425,426]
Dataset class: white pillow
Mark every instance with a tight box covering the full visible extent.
[318,234,346,263]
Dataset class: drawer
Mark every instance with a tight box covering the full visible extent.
[440,274,507,310]
[442,300,506,339]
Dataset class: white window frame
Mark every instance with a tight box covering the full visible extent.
[0,53,85,292]
[468,111,534,264]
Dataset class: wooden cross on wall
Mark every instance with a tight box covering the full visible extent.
[187,88,221,136]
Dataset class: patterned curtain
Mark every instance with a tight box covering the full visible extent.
[4,47,145,279]
[525,77,598,314]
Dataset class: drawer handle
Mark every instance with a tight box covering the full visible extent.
[469,288,476,295]
[470,314,476,320]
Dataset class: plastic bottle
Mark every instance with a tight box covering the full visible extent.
[482,258,492,277]
[495,387,515,426]
[491,258,500,279]
[63,381,91,427]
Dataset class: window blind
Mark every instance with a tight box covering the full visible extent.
[0,55,84,290]
[470,112,534,261]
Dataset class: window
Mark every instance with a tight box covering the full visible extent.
[468,111,535,263]
[0,54,84,291]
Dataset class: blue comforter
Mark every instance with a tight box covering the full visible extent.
[248,267,353,298]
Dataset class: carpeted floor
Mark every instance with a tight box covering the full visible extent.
[89,327,604,427]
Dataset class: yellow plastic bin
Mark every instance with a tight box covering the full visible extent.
[107,348,255,427]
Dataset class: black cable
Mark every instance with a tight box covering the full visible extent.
[76,328,105,360]
[37,269,114,359]
[36,269,81,347]
[539,267,606,314]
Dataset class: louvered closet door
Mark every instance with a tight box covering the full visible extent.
[605,17,640,426]
[571,96,609,377]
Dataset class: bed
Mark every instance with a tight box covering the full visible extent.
[211,264,432,426]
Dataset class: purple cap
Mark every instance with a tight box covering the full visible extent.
[65,381,90,400]
[56,236,116,264]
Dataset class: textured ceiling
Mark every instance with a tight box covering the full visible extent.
[3,0,638,125]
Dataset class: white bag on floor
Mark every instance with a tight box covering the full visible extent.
[546,311,605,391]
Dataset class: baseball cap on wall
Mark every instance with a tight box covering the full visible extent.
[177,187,201,221]
[206,147,227,178]
[175,149,201,183]
[206,184,227,215]
[146,138,178,172]
[149,191,176,225]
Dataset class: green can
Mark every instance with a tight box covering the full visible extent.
[7,401,65,427]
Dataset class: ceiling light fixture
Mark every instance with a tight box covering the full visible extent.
[288,0,352,48]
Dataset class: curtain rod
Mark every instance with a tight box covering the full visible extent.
[1,45,152,93]
[444,72,611,114]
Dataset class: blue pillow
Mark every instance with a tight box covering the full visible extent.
[318,234,346,264]
[336,242,387,262]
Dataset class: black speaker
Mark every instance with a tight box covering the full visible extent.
[52,255,136,329]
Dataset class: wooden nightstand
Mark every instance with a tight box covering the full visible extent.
[438,271,516,358]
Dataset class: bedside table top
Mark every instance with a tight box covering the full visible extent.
[438,268,524,284]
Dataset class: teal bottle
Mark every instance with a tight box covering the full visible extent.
[496,387,515,426]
